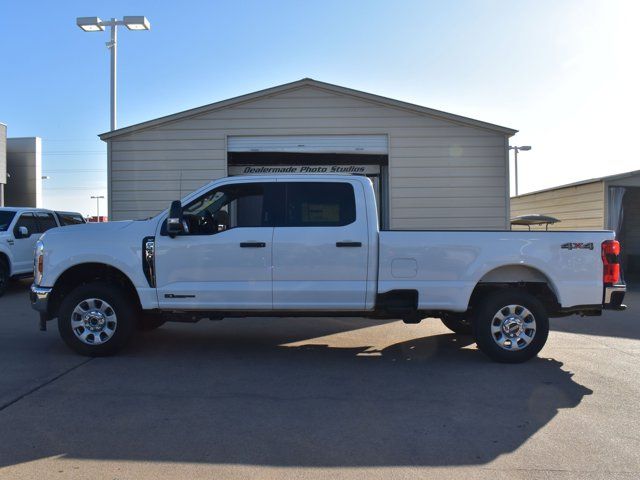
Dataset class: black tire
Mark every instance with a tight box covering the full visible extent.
[138,313,166,331]
[473,289,549,363]
[58,281,138,357]
[440,315,473,335]
[0,258,8,298]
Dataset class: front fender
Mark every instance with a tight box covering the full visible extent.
[0,243,14,275]
[470,261,562,304]
[39,219,160,310]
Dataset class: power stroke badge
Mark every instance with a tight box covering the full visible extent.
[561,242,594,250]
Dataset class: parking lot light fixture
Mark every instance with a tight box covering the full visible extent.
[123,16,151,30]
[76,17,105,32]
[75,15,151,131]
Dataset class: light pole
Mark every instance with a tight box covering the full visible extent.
[91,195,105,222]
[509,145,532,196]
[76,16,151,131]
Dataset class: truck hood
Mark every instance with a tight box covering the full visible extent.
[44,220,133,236]
[40,219,158,244]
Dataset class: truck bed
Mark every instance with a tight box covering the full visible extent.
[378,230,615,311]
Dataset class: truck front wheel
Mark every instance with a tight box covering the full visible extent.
[473,290,549,363]
[58,282,137,356]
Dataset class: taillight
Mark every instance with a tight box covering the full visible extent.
[602,240,621,285]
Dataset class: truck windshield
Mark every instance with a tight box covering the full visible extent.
[0,211,17,231]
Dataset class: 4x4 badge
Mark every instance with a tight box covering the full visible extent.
[561,242,594,250]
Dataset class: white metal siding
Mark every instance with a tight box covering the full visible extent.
[510,181,605,230]
[108,85,508,228]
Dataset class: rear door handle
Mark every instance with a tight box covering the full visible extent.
[336,241,362,247]
[240,242,266,248]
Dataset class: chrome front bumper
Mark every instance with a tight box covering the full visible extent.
[30,284,52,314]
[604,284,626,310]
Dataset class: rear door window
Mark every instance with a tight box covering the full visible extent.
[57,212,85,225]
[35,212,58,233]
[283,182,356,227]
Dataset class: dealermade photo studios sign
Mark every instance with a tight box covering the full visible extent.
[228,164,381,176]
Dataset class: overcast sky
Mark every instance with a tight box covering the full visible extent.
[1,0,638,216]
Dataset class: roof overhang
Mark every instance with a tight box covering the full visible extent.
[512,169,640,199]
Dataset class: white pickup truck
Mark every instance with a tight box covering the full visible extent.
[0,207,85,296]
[30,175,626,363]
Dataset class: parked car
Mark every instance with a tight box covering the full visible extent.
[30,175,626,362]
[0,207,85,296]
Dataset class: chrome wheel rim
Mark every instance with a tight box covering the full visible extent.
[490,304,536,351]
[71,298,117,345]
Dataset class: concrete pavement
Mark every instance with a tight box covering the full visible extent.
[0,278,639,479]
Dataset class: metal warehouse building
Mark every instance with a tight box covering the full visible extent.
[100,78,517,229]
[511,170,640,275]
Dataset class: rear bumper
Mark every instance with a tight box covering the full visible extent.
[603,284,626,310]
[30,284,52,314]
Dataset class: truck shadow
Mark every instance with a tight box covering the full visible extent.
[0,319,593,468]
[550,288,638,340]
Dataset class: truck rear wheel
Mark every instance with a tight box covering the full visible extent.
[473,290,549,363]
[58,281,137,357]
[440,315,472,335]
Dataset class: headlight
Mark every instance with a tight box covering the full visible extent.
[34,240,44,285]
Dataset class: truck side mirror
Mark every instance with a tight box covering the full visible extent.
[166,200,184,237]
[15,226,29,239]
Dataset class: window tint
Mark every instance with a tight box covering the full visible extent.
[180,182,272,235]
[0,211,16,232]
[14,213,38,237]
[284,182,356,227]
[56,212,85,225]
[35,212,58,232]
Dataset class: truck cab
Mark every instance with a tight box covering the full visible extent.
[157,176,374,311]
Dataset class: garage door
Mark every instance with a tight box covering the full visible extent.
[227,135,388,154]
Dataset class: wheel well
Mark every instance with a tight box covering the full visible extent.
[469,282,560,316]
[0,252,9,270]
[48,263,141,318]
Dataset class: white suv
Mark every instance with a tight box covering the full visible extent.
[0,207,85,296]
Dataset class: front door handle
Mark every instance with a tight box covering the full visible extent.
[240,242,266,248]
[336,241,362,247]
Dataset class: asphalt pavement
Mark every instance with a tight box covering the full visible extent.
[0,278,639,479]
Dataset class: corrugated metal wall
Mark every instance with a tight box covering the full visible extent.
[108,86,509,229]
[510,181,605,230]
